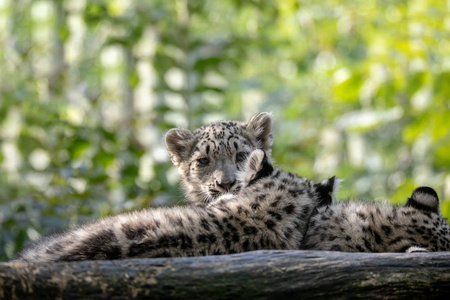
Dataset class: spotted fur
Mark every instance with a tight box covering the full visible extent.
[302,186,450,252]
[14,150,334,262]
[165,112,273,204]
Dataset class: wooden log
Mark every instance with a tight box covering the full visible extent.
[1,250,450,299]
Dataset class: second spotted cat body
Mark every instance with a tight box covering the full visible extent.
[302,186,450,252]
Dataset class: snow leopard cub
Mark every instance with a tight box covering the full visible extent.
[165,112,273,204]
[302,186,450,252]
[14,150,335,262]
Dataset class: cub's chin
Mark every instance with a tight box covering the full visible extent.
[206,186,242,203]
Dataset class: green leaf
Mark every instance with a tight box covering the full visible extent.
[333,73,363,103]
[433,144,450,168]
[69,139,91,159]
[441,201,450,222]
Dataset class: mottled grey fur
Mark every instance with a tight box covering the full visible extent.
[14,150,333,262]
[302,186,450,252]
[165,112,273,204]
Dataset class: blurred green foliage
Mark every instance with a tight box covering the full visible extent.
[0,0,449,261]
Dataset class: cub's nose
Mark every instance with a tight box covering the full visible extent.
[216,180,236,192]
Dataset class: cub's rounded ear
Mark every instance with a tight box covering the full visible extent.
[246,149,266,174]
[314,176,341,207]
[406,186,440,214]
[245,112,273,154]
[241,149,273,186]
[165,128,196,166]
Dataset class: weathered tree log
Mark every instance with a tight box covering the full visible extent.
[1,250,450,299]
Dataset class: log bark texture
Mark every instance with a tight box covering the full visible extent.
[1,250,450,299]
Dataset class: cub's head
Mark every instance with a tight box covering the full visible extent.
[165,112,273,204]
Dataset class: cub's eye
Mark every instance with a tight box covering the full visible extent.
[197,157,210,166]
[236,152,249,163]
